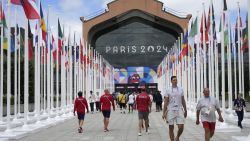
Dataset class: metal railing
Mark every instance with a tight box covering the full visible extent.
[84,8,107,21]
[163,6,189,18]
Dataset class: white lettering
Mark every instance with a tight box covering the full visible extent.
[113,46,118,54]
[132,46,136,53]
[106,46,111,53]
[141,46,145,53]
[120,46,126,53]
[148,46,154,52]
[156,46,161,53]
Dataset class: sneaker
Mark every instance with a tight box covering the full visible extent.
[78,128,82,133]
[138,133,142,136]
[146,129,150,134]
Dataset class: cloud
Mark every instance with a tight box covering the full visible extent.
[58,0,85,12]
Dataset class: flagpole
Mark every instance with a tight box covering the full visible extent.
[51,35,54,112]
[24,18,29,126]
[14,5,18,120]
[237,3,242,94]
[18,26,21,116]
[38,20,41,117]
[47,5,51,113]
[228,17,233,110]
[221,0,226,114]
[6,0,12,130]
[56,17,59,114]
[233,26,237,99]
[202,3,207,88]
[0,0,4,123]
[196,11,201,102]
[248,0,250,96]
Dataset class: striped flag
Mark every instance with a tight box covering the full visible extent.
[40,2,46,43]
[11,0,40,20]
[58,19,63,52]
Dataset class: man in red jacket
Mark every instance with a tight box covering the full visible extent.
[136,85,151,136]
[100,89,115,132]
[73,91,89,133]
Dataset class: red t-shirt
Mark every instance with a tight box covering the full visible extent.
[136,92,150,112]
[74,97,89,113]
[100,94,115,111]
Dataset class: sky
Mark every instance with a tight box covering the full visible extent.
[6,0,249,42]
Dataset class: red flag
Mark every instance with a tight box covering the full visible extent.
[21,0,40,20]
[80,39,84,64]
[200,14,209,43]
[10,0,21,5]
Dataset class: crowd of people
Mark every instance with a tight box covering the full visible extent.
[73,75,247,141]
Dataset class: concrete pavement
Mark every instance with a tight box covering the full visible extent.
[14,108,250,141]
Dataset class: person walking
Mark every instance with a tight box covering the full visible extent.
[234,93,246,129]
[95,92,101,112]
[118,92,126,114]
[162,76,187,141]
[136,85,151,136]
[196,88,224,141]
[155,91,163,112]
[73,91,89,133]
[100,89,115,132]
[128,93,135,113]
[89,91,95,114]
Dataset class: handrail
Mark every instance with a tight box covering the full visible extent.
[163,6,188,18]
[84,9,107,21]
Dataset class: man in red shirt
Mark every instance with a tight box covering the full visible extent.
[73,91,89,133]
[100,89,115,132]
[136,86,151,136]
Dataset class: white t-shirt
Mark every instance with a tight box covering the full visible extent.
[164,86,184,111]
[196,96,220,122]
[95,95,100,102]
[149,94,153,102]
[89,94,96,103]
[128,95,135,104]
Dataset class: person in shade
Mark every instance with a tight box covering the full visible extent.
[162,76,187,141]
[196,88,224,141]
[73,91,89,133]
[136,85,151,136]
[100,89,115,132]
[234,93,246,129]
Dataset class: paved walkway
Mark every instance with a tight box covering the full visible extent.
[14,108,250,141]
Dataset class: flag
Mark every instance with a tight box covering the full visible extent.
[1,4,8,50]
[16,24,20,49]
[0,4,7,28]
[10,0,21,5]
[235,17,242,44]
[200,13,208,43]
[51,35,58,60]
[180,31,189,58]
[211,3,216,40]
[58,19,63,52]
[80,39,84,64]
[242,13,248,52]
[21,0,40,19]
[28,20,33,60]
[35,23,38,45]
[40,2,46,43]
[189,17,197,37]
[223,0,227,11]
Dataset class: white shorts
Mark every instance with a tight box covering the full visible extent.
[167,110,185,125]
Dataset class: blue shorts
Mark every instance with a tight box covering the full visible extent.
[77,113,85,120]
[102,110,111,118]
